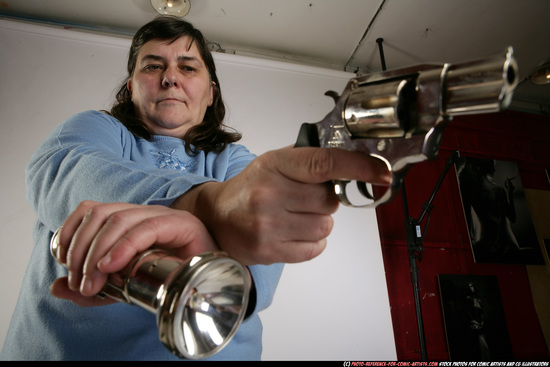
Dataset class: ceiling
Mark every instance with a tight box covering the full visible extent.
[1,0,550,114]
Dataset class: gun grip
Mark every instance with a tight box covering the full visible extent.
[295,123,320,148]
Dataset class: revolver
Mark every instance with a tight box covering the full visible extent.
[295,47,518,207]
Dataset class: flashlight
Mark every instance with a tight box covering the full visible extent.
[50,228,250,359]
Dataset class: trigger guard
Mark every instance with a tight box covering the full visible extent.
[333,176,400,208]
[333,180,353,206]
[333,180,379,208]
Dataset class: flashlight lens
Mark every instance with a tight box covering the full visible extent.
[165,255,250,359]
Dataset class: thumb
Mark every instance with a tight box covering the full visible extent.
[270,146,391,185]
[50,277,116,307]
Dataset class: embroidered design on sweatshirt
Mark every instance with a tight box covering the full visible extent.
[150,149,188,171]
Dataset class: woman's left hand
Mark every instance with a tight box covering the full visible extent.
[51,200,218,306]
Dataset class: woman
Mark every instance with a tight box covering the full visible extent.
[1,16,389,360]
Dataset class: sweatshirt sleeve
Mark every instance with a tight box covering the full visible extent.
[248,263,284,314]
[25,111,214,231]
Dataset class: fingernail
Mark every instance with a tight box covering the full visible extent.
[68,271,78,291]
[98,253,111,270]
[80,275,93,295]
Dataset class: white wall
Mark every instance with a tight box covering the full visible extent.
[0,19,396,360]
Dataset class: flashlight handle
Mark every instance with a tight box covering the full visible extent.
[49,228,176,307]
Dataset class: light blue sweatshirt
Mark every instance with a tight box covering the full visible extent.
[1,110,283,361]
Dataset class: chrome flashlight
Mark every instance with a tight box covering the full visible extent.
[50,228,250,359]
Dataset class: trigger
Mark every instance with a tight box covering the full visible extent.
[324,90,340,104]
[357,181,375,200]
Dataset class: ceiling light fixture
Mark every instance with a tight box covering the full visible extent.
[530,63,550,85]
[151,0,191,16]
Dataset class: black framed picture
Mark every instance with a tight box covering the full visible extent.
[455,155,544,264]
[438,274,513,361]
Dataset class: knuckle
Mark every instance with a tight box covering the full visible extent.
[305,238,328,262]
[114,234,139,255]
[140,216,163,233]
[246,186,271,210]
[308,149,334,180]
[65,249,80,272]
[77,200,97,211]
[104,211,127,226]
[318,216,334,238]
[304,242,323,261]
[249,152,271,172]
[83,205,107,222]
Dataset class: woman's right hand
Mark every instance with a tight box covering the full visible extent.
[172,146,391,265]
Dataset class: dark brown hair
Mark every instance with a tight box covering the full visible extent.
[108,15,241,155]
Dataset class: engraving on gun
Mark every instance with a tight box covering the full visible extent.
[295,47,518,207]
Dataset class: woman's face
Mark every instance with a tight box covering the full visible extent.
[128,36,214,137]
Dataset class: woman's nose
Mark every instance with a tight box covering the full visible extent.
[162,76,177,88]
[161,67,179,88]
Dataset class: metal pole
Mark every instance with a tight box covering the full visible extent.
[377,37,427,361]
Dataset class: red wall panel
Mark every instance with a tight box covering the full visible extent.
[376,110,550,360]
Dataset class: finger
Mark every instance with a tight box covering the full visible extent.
[275,238,328,264]
[66,202,136,292]
[279,180,339,214]
[56,200,101,265]
[50,277,116,308]
[232,211,332,265]
[236,237,328,265]
[65,203,108,291]
[271,215,332,262]
[79,205,174,296]
[273,146,391,185]
[254,211,334,245]
[285,213,334,243]
[98,212,219,272]
[97,212,218,274]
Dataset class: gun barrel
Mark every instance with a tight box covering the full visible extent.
[444,47,518,116]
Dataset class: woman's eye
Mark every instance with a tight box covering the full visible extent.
[180,65,196,73]
[144,64,163,71]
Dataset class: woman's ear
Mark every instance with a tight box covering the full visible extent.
[208,81,216,106]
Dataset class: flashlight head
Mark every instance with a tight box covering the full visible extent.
[156,252,250,359]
